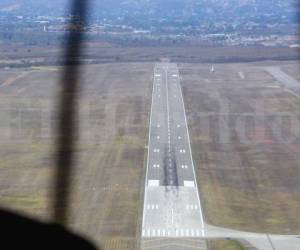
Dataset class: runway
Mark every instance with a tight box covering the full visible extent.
[141,62,205,240]
[140,62,300,250]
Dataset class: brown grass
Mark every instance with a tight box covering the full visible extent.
[182,61,300,234]
[0,63,153,249]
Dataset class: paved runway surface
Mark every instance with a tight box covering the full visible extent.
[140,62,300,250]
[141,63,205,242]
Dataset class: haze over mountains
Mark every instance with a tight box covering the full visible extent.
[1,0,298,25]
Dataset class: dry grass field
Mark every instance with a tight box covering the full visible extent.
[0,63,153,249]
[1,57,300,250]
[181,60,300,235]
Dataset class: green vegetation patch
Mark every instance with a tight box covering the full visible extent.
[0,194,48,211]
[207,239,245,250]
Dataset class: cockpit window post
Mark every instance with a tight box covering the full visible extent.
[53,0,89,225]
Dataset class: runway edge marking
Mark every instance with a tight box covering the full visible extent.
[177,65,206,236]
[142,64,157,229]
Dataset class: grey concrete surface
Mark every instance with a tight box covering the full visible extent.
[140,62,300,250]
[141,63,206,249]
[263,66,300,87]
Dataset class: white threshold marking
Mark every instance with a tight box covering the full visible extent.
[148,180,159,186]
[184,181,195,187]
[147,204,159,210]
[186,204,198,210]
[148,204,159,210]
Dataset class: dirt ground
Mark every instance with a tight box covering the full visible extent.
[0,43,299,68]
[181,60,300,235]
[0,63,153,249]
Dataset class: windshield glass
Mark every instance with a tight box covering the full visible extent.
[0,1,300,250]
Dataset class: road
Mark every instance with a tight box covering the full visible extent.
[263,66,300,99]
[263,66,300,87]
